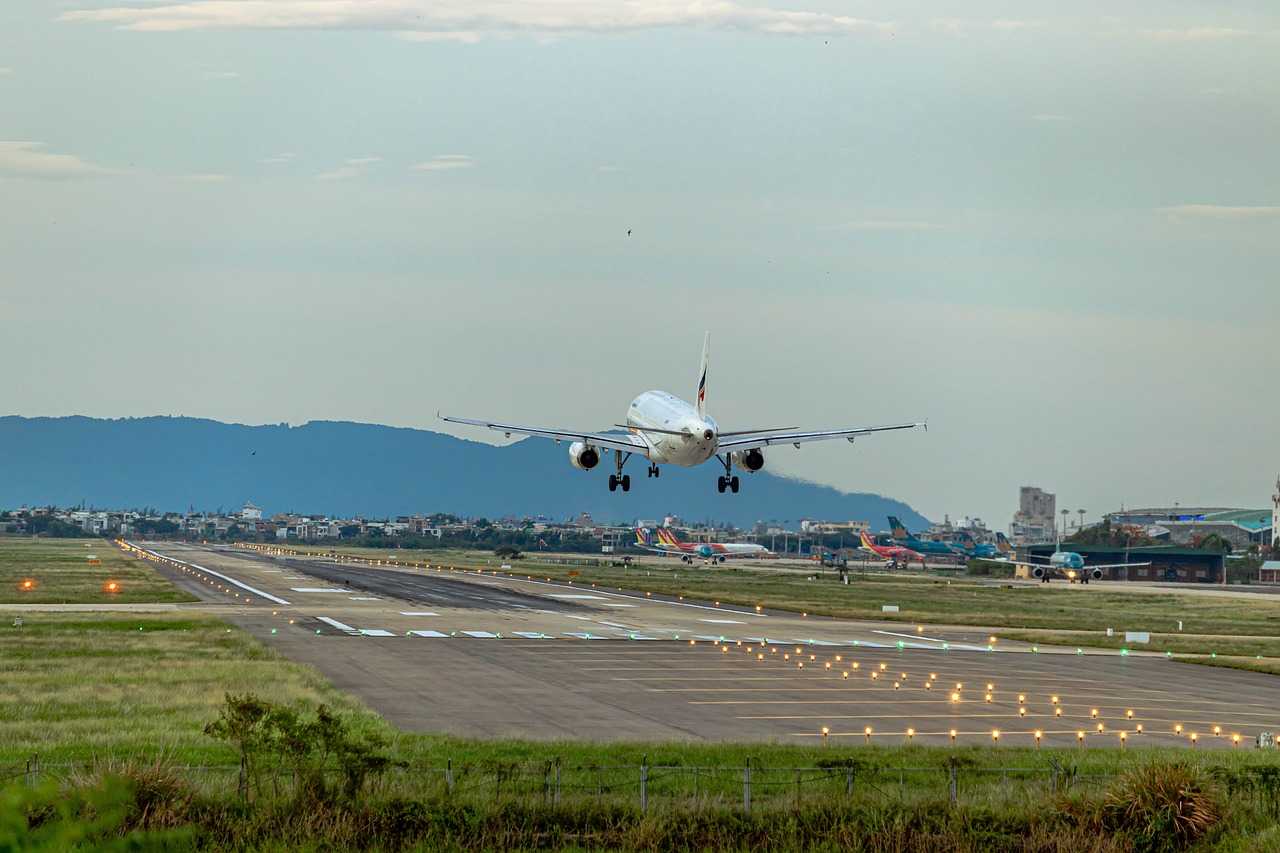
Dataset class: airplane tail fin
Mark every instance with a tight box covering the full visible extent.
[661,527,685,545]
[635,527,652,546]
[860,531,876,549]
[696,331,709,419]
[996,532,1013,553]
[888,516,908,538]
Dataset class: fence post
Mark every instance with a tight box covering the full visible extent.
[640,757,648,813]
[949,764,958,805]
[742,760,751,813]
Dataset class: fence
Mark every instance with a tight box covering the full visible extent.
[4,755,1120,811]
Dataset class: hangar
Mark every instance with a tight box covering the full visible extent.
[1025,544,1224,584]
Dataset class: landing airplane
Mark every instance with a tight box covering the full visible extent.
[441,333,924,493]
[634,527,769,563]
[975,537,1150,584]
[859,531,922,564]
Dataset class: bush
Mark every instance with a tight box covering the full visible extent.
[1102,762,1222,851]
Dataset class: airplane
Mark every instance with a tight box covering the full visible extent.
[441,333,924,493]
[974,537,1150,584]
[858,531,923,564]
[947,530,1000,560]
[886,516,959,557]
[634,527,769,563]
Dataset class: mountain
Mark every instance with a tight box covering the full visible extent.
[0,416,929,529]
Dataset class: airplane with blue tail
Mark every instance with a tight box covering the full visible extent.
[634,527,769,564]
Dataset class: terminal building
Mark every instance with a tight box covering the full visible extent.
[1106,506,1274,550]
[1025,543,1226,584]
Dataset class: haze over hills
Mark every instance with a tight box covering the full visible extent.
[0,416,930,530]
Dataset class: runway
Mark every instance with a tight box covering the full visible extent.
[124,541,1280,749]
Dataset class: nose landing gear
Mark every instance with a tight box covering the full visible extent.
[647,464,660,478]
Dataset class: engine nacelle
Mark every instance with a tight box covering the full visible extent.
[1088,567,1104,581]
[733,448,766,472]
[568,442,600,471]
[1030,565,1046,580]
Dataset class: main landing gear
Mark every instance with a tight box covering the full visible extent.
[647,464,660,478]
[608,450,632,492]
[715,454,740,494]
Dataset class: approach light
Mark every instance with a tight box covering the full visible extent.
[104,581,120,594]
[991,729,1000,742]
[949,729,957,743]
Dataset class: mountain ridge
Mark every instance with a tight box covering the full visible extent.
[0,415,930,529]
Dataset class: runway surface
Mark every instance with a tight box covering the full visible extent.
[120,541,1280,749]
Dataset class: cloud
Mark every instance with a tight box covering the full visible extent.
[1159,204,1280,220]
[1140,27,1252,42]
[61,1,892,40]
[410,154,473,173]
[201,70,240,80]
[930,18,1040,36]
[830,219,946,231]
[317,156,381,181]
[0,141,114,179]
[262,152,296,164]
[1032,113,1071,122]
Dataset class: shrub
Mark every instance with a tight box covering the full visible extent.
[1102,762,1222,852]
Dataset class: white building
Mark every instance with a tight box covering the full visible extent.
[240,501,263,521]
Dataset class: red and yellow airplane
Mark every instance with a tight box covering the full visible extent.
[634,527,768,563]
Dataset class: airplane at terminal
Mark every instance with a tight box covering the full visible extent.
[858,531,922,564]
[886,516,959,557]
[442,333,924,493]
[634,527,769,563]
[975,537,1150,584]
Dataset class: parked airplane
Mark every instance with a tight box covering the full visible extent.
[886,516,959,557]
[948,530,1000,560]
[975,537,1150,584]
[634,527,768,563]
[858,531,923,564]
[442,333,924,493]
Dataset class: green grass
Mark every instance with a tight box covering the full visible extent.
[0,537,196,604]
[0,612,385,765]
[994,629,1280,659]
[253,542,1280,636]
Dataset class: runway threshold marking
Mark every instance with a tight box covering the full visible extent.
[400,611,439,616]
[317,616,359,635]
[409,630,449,638]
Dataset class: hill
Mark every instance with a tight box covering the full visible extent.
[0,416,929,529]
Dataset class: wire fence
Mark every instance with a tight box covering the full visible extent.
[6,755,1123,811]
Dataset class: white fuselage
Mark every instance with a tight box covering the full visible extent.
[626,391,719,466]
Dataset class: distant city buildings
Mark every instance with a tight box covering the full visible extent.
[1010,486,1056,544]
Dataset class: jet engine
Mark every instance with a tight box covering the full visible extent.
[568,442,600,471]
[733,448,766,472]
[1088,567,1104,581]
[1030,565,1046,580]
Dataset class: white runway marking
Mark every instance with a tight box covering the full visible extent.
[600,603,636,608]
[700,618,745,624]
[360,629,395,637]
[134,545,291,605]
[462,630,498,638]
[564,631,607,640]
[513,631,551,639]
[291,587,347,593]
[563,614,593,621]
[350,596,380,601]
[399,611,439,617]
[549,594,607,600]
[595,621,633,629]
[317,616,358,635]
[409,630,448,638]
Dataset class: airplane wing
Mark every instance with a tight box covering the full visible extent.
[1084,562,1152,570]
[439,414,651,456]
[715,422,925,453]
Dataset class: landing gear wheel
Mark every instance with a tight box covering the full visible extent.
[608,475,618,492]
[621,474,631,492]
[730,476,740,494]
[717,476,726,494]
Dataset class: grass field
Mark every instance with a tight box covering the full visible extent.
[252,542,1280,636]
[0,612,382,766]
[0,537,196,604]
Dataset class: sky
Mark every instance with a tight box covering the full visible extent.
[2,1,1278,527]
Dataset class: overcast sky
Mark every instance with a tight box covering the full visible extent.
[2,1,1278,526]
